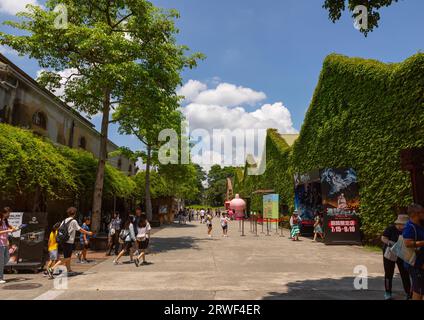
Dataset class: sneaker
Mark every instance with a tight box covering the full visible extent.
[134,258,140,267]
[76,252,82,261]
[113,260,118,265]
[0,280,6,284]
[384,292,393,300]
[47,268,54,279]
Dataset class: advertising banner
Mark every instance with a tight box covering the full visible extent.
[7,212,48,267]
[263,194,279,221]
[320,168,361,245]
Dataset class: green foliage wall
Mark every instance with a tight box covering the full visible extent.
[235,53,424,239]
[0,124,135,203]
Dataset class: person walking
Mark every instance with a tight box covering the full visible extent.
[132,208,143,255]
[0,207,17,284]
[44,222,60,276]
[381,214,411,300]
[206,212,213,238]
[47,207,93,279]
[107,212,121,256]
[200,209,205,224]
[220,212,230,237]
[135,214,152,267]
[76,217,91,264]
[403,204,424,300]
[113,218,136,265]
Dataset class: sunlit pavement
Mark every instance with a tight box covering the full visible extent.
[0,220,405,300]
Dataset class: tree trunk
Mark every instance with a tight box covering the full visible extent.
[145,144,153,221]
[91,89,111,233]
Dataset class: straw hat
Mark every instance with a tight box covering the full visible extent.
[394,214,409,225]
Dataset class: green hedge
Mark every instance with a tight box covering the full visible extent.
[235,53,424,239]
[0,123,135,201]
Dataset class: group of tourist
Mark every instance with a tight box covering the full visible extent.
[381,204,424,300]
[288,210,324,242]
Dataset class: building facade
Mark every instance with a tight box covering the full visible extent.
[0,53,135,176]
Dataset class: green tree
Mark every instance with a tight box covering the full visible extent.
[205,165,235,207]
[0,0,200,231]
[323,0,400,35]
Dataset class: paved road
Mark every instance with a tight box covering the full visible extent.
[0,220,406,300]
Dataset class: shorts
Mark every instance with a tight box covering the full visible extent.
[409,267,424,295]
[80,242,90,250]
[222,225,228,230]
[49,249,58,261]
[137,239,149,250]
[62,243,74,259]
[123,241,133,253]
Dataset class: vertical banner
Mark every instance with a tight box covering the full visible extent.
[320,168,361,245]
[263,194,279,223]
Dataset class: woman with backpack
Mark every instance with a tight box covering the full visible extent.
[47,207,93,279]
[113,218,136,265]
[134,215,151,267]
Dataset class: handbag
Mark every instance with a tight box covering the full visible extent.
[390,224,418,266]
[384,245,398,262]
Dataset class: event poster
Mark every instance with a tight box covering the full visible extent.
[7,212,47,266]
[263,194,279,220]
[320,168,361,245]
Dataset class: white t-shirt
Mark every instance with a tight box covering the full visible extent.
[61,217,81,244]
[220,217,230,227]
[137,222,152,240]
[200,210,205,217]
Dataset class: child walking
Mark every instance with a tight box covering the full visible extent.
[220,212,230,237]
[45,222,60,275]
[313,213,324,242]
[76,217,91,264]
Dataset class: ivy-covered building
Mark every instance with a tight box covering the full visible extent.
[235,53,424,240]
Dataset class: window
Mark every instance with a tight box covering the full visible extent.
[128,164,133,173]
[117,159,122,170]
[32,111,47,129]
[78,136,87,150]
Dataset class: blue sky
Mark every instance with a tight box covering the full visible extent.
[0,0,423,160]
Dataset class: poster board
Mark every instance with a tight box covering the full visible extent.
[263,194,279,221]
[6,212,48,267]
[320,168,361,245]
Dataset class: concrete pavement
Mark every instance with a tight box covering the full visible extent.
[0,219,405,300]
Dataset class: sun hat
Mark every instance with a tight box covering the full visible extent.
[394,214,409,225]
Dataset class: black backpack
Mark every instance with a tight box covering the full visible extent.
[56,218,74,245]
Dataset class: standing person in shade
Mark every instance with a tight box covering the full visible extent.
[47,207,93,279]
[381,214,411,300]
[220,212,231,237]
[0,207,17,284]
[312,212,324,242]
[135,215,151,267]
[76,217,91,264]
[113,218,136,265]
[403,204,424,300]
[290,211,301,241]
[132,208,143,256]
[107,212,121,256]
[206,211,213,238]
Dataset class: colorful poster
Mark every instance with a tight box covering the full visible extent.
[320,168,361,245]
[7,212,47,266]
[263,194,279,220]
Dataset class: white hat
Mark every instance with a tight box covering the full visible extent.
[394,214,409,225]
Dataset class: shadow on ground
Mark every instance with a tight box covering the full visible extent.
[150,236,206,253]
[262,275,407,300]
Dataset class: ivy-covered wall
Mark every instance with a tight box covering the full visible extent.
[0,123,136,208]
[235,53,424,239]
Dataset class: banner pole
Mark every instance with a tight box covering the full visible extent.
[241,217,245,237]
[266,218,271,236]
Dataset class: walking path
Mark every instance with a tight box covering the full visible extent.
[0,220,404,300]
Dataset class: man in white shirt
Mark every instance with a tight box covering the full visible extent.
[47,207,93,278]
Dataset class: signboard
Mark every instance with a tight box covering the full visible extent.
[7,212,48,266]
[320,168,361,245]
[263,194,279,220]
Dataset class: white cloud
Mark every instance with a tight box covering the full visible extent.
[181,79,297,172]
[177,80,207,103]
[0,0,40,15]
